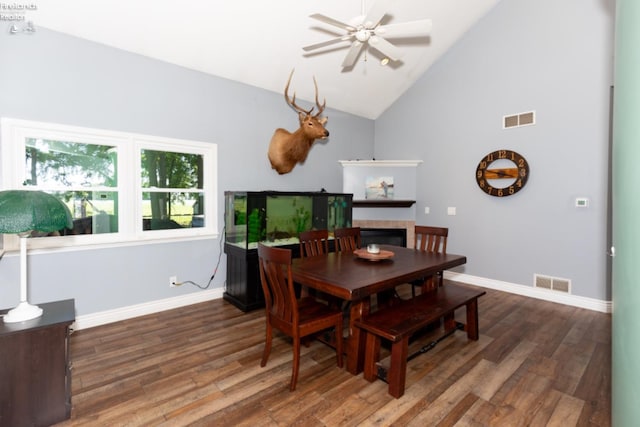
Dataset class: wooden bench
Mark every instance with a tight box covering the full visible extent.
[354,283,486,398]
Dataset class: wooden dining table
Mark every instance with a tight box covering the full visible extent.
[291,244,467,374]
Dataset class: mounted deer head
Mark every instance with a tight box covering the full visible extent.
[268,69,329,175]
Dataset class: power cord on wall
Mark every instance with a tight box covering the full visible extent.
[172,226,225,290]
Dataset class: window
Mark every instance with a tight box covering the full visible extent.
[1,118,218,250]
[140,148,205,231]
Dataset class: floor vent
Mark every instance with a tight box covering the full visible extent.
[534,274,571,293]
[503,111,536,129]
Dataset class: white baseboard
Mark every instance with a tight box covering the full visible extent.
[445,272,612,313]
[73,288,225,330]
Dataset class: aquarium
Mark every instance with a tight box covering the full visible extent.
[224,191,353,250]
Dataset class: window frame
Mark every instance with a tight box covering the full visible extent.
[1,117,218,251]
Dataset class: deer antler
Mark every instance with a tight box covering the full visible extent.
[284,69,314,115]
[313,76,326,118]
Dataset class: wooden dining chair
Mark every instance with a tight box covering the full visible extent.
[299,229,330,258]
[409,225,449,297]
[334,227,361,252]
[257,243,343,391]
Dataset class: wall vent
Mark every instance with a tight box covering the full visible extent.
[534,274,571,293]
[503,111,536,129]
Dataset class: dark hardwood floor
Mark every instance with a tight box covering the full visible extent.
[55,281,610,426]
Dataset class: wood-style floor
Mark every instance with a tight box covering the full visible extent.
[55,282,611,426]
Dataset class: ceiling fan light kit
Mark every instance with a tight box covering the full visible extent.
[304,0,432,69]
[355,29,371,42]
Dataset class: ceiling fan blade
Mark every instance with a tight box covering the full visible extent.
[310,13,356,32]
[303,36,352,52]
[363,0,393,28]
[342,41,365,68]
[376,19,433,38]
[368,36,403,61]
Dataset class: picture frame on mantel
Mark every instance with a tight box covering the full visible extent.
[365,176,394,200]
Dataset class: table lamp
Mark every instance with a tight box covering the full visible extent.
[0,190,73,323]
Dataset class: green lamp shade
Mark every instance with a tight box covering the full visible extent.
[0,190,73,234]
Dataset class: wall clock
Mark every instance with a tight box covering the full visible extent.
[475,150,529,197]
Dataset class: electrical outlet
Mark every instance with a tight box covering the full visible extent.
[169,276,178,288]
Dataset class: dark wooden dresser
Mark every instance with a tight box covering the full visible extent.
[0,299,75,427]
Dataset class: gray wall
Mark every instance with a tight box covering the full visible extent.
[0,29,374,316]
[375,0,614,301]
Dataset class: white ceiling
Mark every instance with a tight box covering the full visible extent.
[30,0,500,119]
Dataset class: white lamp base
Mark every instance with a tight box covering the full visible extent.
[3,301,43,323]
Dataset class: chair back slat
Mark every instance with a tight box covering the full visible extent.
[299,229,330,258]
[334,227,361,252]
[258,244,297,325]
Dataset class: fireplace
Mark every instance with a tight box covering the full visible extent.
[361,228,407,248]
[353,219,415,248]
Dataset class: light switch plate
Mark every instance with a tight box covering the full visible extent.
[575,197,589,208]
[447,207,456,215]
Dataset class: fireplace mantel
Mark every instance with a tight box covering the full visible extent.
[352,200,416,208]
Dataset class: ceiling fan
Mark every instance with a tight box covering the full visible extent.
[303,0,433,68]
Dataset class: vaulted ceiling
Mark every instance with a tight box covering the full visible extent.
[32,0,500,119]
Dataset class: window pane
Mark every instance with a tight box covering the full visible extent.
[23,137,119,239]
[142,191,204,230]
[30,190,119,237]
[25,138,117,187]
[140,150,203,189]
